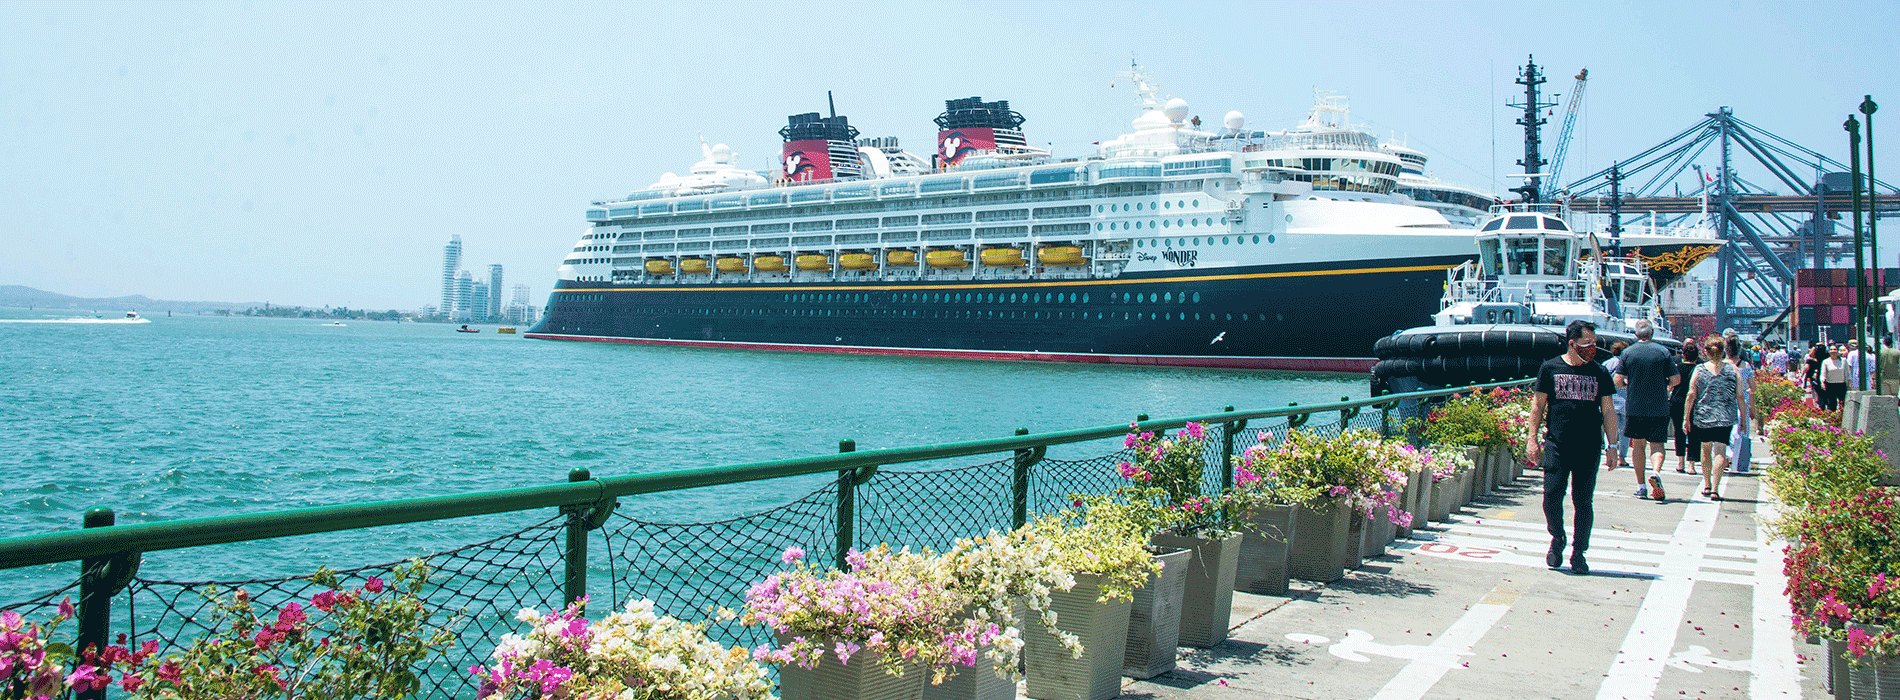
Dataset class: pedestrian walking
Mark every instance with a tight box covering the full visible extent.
[1671,343,1701,475]
[1602,340,1631,470]
[1726,336,1755,474]
[1613,320,1680,501]
[1880,338,1900,396]
[1765,342,1791,377]
[1684,337,1741,500]
[1821,347,1848,412]
[1528,320,1620,575]
[1804,344,1828,399]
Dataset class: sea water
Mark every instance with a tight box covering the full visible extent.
[0,308,1363,601]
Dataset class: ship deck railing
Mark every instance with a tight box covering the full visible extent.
[0,380,1530,700]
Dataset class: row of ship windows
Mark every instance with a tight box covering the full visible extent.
[559,306,1282,323]
[1098,218,1219,231]
[1136,235,1274,246]
[1098,199,1203,212]
[781,290,1209,305]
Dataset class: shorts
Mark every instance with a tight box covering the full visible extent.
[1688,425,1733,446]
[1625,415,1670,444]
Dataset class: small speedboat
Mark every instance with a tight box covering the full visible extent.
[322,321,346,327]
[456,325,481,333]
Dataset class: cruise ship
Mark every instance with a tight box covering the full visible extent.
[525,68,1496,371]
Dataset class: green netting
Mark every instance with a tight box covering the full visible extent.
[0,399,1443,700]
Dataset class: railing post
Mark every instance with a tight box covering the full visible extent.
[836,439,856,572]
[1219,405,1244,492]
[1285,402,1309,431]
[1338,395,1359,429]
[78,506,136,700]
[562,468,590,606]
[1011,428,1033,530]
[1379,400,1394,439]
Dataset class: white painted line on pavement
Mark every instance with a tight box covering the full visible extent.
[1445,515,1759,550]
[1367,583,1518,700]
[1750,496,1802,698]
[1594,500,1720,700]
[1396,531,1757,586]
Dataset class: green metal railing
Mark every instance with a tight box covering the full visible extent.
[0,379,1528,699]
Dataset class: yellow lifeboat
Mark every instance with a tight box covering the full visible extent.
[981,247,1027,267]
[886,250,919,266]
[679,258,710,274]
[926,250,969,269]
[1038,246,1087,266]
[796,254,833,271]
[839,252,878,271]
[644,259,674,275]
[753,255,788,272]
[715,257,747,273]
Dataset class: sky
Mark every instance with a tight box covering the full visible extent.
[3,1,1897,311]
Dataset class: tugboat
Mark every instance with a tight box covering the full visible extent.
[1371,203,1682,395]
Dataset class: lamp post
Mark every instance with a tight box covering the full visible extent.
[1847,114,1866,390]
[1864,96,1881,393]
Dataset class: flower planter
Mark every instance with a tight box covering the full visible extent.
[777,635,928,700]
[1832,620,1851,698]
[1123,546,1191,679]
[1289,498,1351,583]
[1405,468,1431,536]
[924,601,1026,700]
[1491,447,1513,489]
[1236,504,1297,595]
[1429,478,1454,522]
[1153,530,1241,649]
[1344,510,1368,570]
[1846,623,1900,699]
[1025,572,1132,700]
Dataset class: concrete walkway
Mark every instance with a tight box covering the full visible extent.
[1120,433,1824,699]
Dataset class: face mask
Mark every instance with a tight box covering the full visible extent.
[1574,343,1597,361]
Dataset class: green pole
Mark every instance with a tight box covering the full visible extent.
[562,468,591,606]
[1849,115,1867,390]
[835,439,856,571]
[1865,96,1882,392]
[1012,427,1031,529]
[76,508,115,700]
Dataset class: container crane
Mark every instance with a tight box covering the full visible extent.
[1544,69,1588,200]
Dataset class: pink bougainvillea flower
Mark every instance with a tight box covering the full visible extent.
[363,576,386,594]
[781,546,806,564]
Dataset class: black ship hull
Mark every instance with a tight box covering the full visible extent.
[525,256,1472,372]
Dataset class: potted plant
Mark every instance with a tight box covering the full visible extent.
[1230,430,1321,596]
[926,527,1079,700]
[1786,488,1900,699]
[1423,447,1473,523]
[1422,392,1518,493]
[472,597,771,700]
[1250,429,1413,583]
[1021,498,1160,700]
[1115,422,1249,649]
[745,544,996,700]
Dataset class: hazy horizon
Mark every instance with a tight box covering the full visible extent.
[4,1,1896,310]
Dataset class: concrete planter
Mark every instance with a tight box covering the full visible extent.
[1846,622,1900,699]
[1236,503,1297,595]
[1289,498,1351,583]
[1122,547,1190,679]
[777,634,927,700]
[923,601,1024,700]
[1153,530,1241,649]
[1025,573,1132,700]
[1429,477,1454,522]
[1405,468,1432,535]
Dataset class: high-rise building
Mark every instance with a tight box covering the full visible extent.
[509,284,538,324]
[455,270,475,322]
[471,281,491,323]
[487,264,505,321]
[441,235,463,319]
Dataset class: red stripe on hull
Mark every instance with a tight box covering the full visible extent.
[521,333,1374,373]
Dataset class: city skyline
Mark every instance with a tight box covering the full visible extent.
[2,1,1895,309]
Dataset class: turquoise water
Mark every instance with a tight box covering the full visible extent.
[0,309,1363,598]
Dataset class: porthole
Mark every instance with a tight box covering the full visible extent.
[1164,292,1173,302]
[1164,201,1171,209]
[1194,313,1201,321]
[1179,220,1186,228]
[1123,203,1130,212]
[1162,220,1170,228]
[1222,237,1230,244]
[1276,313,1285,322]
[1253,235,1262,244]
[1192,238,1200,245]
[1082,293,1090,303]
[1192,199,1200,207]
[1096,223,1103,231]
[1268,235,1276,244]
[1225,313,1233,321]
[1136,202,1144,211]
[1122,292,1130,302]
[1241,313,1249,320]
[1178,238,1186,247]
[1193,292,1201,303]
[1137,240,1144,248]
[1285,214,1293,222]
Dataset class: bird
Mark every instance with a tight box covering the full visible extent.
[1210,331,1226,345]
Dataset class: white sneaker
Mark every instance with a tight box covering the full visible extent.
[1634,485,1650,499]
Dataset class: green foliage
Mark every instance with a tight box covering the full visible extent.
[1752,374,1806,427]
[1027,496,1163,602]
[1765,416,1889,536]
[123,559,456,700]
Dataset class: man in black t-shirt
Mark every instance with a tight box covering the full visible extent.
[1528,320,1620,575]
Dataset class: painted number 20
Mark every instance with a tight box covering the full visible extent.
[1419,543,1499,559]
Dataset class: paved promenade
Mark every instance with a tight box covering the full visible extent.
[1121,433,1822,700]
